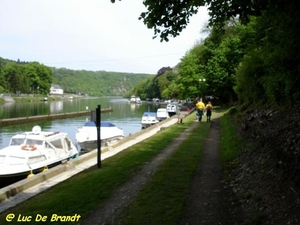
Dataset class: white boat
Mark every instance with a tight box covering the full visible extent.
[135,96,141,104]
[129,95,136,103]
[129,95,141,104]
[76,121,125,152]
[141,112,160,129]
[0,125,79,177]
[156,108,170,121]
[166,102,178,117]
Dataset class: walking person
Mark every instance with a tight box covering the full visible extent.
[206,101,213,122]
[196,98,205,122]
[194,97,200,120]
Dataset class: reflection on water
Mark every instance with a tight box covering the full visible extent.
[49,101,63,114]
[0,97,165,150]
[130,103,136,112]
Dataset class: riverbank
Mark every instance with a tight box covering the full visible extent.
[0,108,113,126]
[0,116,180,212]
[0,94,83,104]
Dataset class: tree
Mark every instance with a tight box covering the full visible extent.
[20,62,52,95]
[177,49,203,99]
[235,6,300,106]
[111,0,290,41]
[2,62,23,93]
[204,23,246,103]
[29,62,52,95]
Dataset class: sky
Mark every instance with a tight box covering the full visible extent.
[0,0,210,74]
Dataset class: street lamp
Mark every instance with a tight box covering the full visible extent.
[199,78,206,99]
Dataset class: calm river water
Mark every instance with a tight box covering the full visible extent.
[0,97,163,150]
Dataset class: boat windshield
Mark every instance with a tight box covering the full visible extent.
[25,139,43,146]
[143,112,157,117]
[9,138,25,146]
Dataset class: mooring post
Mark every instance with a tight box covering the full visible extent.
[96,105,101,168]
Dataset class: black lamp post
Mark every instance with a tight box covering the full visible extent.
[199,78,206,99]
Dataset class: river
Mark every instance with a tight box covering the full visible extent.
[0,97,164,150]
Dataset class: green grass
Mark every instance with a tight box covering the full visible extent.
[219,108,244,175]
[119,117,211,224]
[220,108,243,165]
[12,96,61,102]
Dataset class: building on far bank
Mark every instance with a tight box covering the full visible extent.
[50,85,64,95]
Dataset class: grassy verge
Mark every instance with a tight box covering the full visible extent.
[119,116,211,224]
[219,107,244,176]
[0,114,196,225]
[12,96,61,102]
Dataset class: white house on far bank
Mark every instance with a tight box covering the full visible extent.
[50,85,64,95]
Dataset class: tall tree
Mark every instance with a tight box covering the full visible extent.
[177,47,203,99]
[2,62,22,93]
[111,0,291,41]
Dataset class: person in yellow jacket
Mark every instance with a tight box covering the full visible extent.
[206,101,213,122]
[196,98,205,122]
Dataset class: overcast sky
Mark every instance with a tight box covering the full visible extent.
[0,0,209,74]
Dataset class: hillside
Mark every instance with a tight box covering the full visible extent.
[223,104,300,224]
[0,57,152,97]
[51,67,152,96]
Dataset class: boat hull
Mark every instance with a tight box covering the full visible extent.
[141,122,159,129]
[77,135,124,152]
[76,121,125,152]
[0,155,77,178]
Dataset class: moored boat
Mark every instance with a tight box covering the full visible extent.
[129,95,141,104]
[135,96,141,104]
[129,95,136,103]
[166,102,178,117]
[75,121,125,152]
[156,108,170,121]
[0,125,79,177]
[141,112,160,129]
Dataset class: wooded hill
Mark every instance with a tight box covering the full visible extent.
[51,67,152,97]
[0,57,152,97]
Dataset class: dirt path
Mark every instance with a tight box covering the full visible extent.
[79,113,223,225]
[180,113,223,225]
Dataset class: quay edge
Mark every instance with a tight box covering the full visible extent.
[0,108,113,127]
